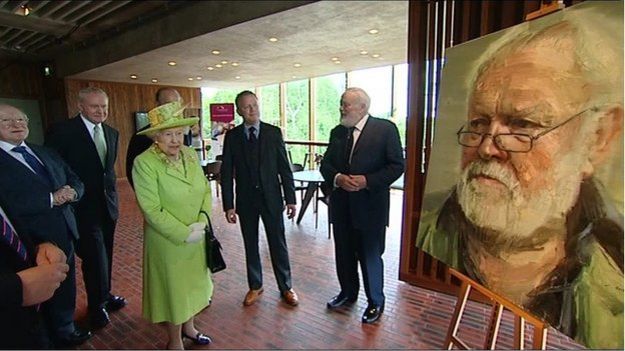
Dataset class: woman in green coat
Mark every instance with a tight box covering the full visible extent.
[132,102,213,350]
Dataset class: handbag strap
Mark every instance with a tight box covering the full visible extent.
[199,210,216,239]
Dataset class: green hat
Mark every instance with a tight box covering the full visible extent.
[137,101,199,135]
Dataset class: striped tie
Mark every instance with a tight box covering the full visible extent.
[1,212,28,262]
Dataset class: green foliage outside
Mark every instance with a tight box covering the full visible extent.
[200,64,408,168]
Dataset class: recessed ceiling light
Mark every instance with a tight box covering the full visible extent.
[334,60,341,64]
[207,66,214,71]
[360,50,368,55]
[221,60,228,64]
[293,63,301,68]
[231,62,239,66]
[269,37,278,42]
[211,50,220,55]
[292,75,297,79]
[372,53,380,58]
[167,61,176,66]
[130,74,138,79]
[151,78,158,83]
[215,64,223,68]
[331,57,339,61]
[196,76,202,80]
[368,29,379,34]
[235,76,241,79]
[187,77,194,81]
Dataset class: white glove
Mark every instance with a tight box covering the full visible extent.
[188,222,206,232]
[186,229,204,243]
[185,222,206,243]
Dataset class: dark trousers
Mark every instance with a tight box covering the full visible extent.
[42,239,77,339]
[332,212,386,306]
[76,216,116,311]
[239,191,292,293]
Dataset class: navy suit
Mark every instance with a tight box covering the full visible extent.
[320,116,404,306]
[0,198,51,349]
[45,116,119,312]
[221,122,296,292]
[0,143,84,340]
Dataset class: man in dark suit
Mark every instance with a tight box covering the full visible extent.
[45,87,127,330]
[125,87,182,188]
[0,103,91,346]
[221,90,299,307]
[320,87,404,324]
[0,199,70,349]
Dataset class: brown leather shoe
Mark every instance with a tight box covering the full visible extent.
[243,288,264,306]
[282,289,299,306]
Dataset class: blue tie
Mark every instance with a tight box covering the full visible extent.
[248,126,257,143]
[0,212,28,263]
[12,146,52,185]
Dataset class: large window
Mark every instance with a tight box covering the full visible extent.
[258,84,280,126]
[313,73,345,143]
[348,66,393,118]
[392,64,408,147]
[201,87,249,135]
[201,63,408,165]
[285,79,309,165]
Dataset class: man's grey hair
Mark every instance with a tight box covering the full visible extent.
[344,87,371,112]
[78,87,108,102]
[466,3,622,111]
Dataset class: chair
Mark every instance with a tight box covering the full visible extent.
[290,163,307,198]
[203,160,222,197]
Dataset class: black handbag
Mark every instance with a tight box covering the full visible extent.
[200,211,226,273]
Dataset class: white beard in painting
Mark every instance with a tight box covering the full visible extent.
[457,141,589,244]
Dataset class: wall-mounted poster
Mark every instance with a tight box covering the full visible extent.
[416,1,623,349]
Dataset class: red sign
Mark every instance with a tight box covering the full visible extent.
[210,103,235,122]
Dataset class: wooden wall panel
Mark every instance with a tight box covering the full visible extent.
[0,60,42,99]
[63,79,201,179]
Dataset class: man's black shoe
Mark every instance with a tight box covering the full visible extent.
[55,328,92,347]
[90,308,110,329]
[362,304,384,324]
[326,294,357,309]
[106,295,128,312]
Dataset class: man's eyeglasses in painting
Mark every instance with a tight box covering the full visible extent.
[456,108,595,153]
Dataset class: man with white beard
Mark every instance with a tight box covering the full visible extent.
[416,19,623,349]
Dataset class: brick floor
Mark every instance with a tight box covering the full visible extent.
[69,180,584,350]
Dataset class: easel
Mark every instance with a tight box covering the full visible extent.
[525,0,565,21]
[443,269,549,350]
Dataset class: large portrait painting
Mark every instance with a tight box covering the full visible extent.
[416,1,623,348]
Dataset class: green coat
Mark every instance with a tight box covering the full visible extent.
[133,145,213,324]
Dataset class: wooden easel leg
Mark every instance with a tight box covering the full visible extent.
[444,281,471,349]
[483,303,503,349]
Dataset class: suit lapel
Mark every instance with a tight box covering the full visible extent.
[103,125,115,170]
[259,122,268,166]
[351,117,372,159]
[0,148,49,188]
[27,144,58,188]
[72,116,103,169]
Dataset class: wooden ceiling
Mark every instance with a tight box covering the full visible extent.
[0,0,188,59]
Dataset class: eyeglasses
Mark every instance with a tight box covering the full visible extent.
[456,108,594,153]
[0,117,29,126]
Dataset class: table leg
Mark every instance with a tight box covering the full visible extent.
[296,182,318,224]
